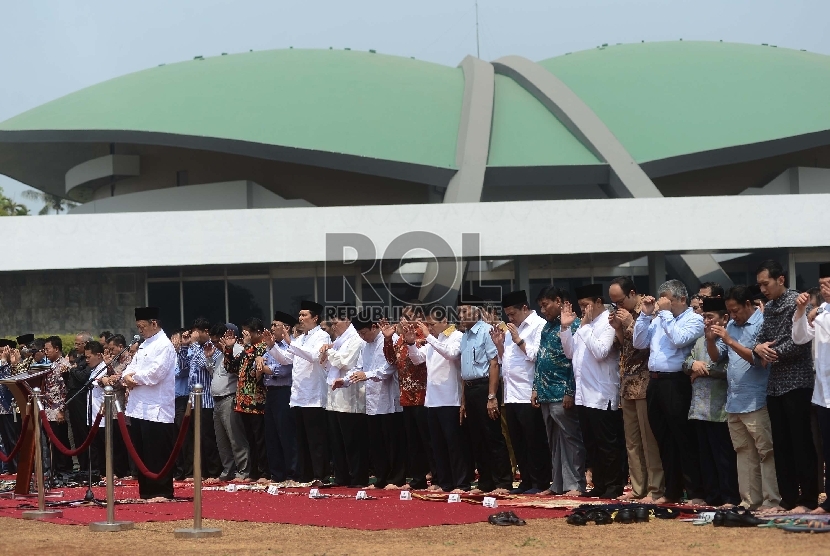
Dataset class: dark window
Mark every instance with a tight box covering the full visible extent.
[183,280,225,328]
[272,278,315,318]
[147,282,181,329]
[317,276,356,306]
[228,278,270,324]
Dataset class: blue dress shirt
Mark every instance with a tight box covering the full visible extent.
[460,320,498,381]
[633,307,704,372]
[716,308,769,414]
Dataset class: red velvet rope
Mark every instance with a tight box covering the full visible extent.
[117,410,191,481]
[39,410,103,457]
[0,413,31,463]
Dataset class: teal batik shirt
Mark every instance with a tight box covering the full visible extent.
[684,335,728,422]
[533,317,580,403]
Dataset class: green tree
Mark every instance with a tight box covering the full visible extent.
[0,186,30,216]
[21,189,77,215]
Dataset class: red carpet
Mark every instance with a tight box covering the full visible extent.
[0,481,570,529]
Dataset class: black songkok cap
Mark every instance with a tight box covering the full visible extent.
[134,307,160,321]
[501,290,528,308]
[457,293,485,307]
[701,297,726,312]
[300,300,323,314]
[574,283,604,301]
[16,334,34,346]
[747,284,766,301]
[0,339,17,349]
[819,263,830,279]
[351,313,375,331]
[273,311,298,327]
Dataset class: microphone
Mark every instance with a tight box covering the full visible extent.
[131,335,141,345]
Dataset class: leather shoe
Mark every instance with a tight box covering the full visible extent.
[586,509,613,525]
[566,510,588,526]
[721,508,769,527]
[615,508,635,524]
[488,512,513,526]
[634,506,650,523]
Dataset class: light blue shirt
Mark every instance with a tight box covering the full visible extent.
[263,341,293,388]
[633,307,704,373]
[460,320,498,381]
[174,347,190,397]
[716,308,768,414]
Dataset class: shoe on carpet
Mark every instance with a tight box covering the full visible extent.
[614,508,635,524]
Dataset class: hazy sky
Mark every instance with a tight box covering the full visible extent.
[2,0,828,212]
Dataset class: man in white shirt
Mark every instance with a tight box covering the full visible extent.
[121,307,177,501]
[793,263,830,515]
[322,309,368,487]
[490,290,549,494]
[561,284,626,499]
[406,306,469,492]
[633,279,705,504]
[85,341,109,481]
[270,300,331,483]
[340,314,406,489]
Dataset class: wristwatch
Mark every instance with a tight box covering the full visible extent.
[487,393,497,401]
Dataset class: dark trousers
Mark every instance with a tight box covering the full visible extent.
[239,411,268,480]
[65,393,89,470]
[646,374,703,501]
[815,404,830,512]
[694,419,740,506]
[328,411,369,487]
[428,406,471,491]
[47,420,73,473]
[464,382,512,491]
[91,423,130,478]
[0,414,21,473]
[577,405,626,498]
[767,388,819,509]
[174,396,194,479]
[200,408,223,478]
[504,403,551,491]
[294,407,330,482]
[402,405,434,488]
[367,412,407,488]
[128,418,176,499]
[265,386,298,482]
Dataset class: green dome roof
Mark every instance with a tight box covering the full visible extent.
[540,41,830,164]
[2,41,830,182]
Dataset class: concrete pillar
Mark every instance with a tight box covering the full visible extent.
[648,253,666,296]
[788,250,797,289]
[514,256,530,297]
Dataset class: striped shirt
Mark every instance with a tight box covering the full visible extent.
[185,342,220,409]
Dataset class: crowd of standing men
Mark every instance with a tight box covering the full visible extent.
[0,258,828,514]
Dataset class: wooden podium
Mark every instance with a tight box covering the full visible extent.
[0,365,52,495]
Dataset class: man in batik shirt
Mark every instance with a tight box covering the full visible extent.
[43,336,71,474]
[608,277,665,501]
[531,286,585,495]
[225,317,269,481]
[383,304,434,489]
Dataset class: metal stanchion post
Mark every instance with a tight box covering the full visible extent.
[174,384,221,538]
[22,388,63,519]
[90,386,134,532]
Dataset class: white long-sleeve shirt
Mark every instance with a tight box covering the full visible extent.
[350,332,400,415]
[325,325,365,413]
[793,302,830,408]
[271,325,330,408]
[87,361,108,427]
[561,310,620,410]
[122,329,176,423]
[500,311,545,404]
[408,327,463,408]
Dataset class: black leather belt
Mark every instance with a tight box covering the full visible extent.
[649,371,686,380]
[463,377,489,387]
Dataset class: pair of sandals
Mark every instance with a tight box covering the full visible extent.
[487,511,526,526]
[567,506,650,525]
